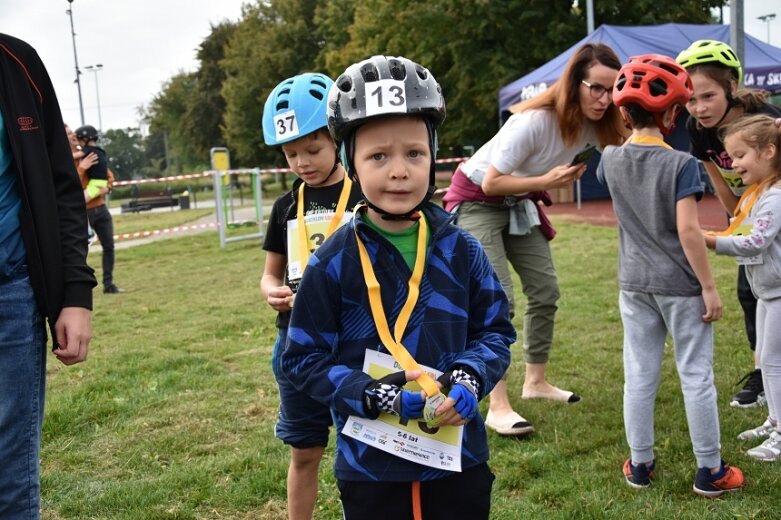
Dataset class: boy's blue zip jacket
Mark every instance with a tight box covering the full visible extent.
[282,203,514,482]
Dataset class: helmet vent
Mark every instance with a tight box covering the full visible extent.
[309,89,324,101]
[649,78,668,97]
[337,76,352,93]
[415,64,428,81]
[387,58,407,80]
[657,63,679,76]
[360,63,379,82]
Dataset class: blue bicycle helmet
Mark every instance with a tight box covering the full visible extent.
[262,73,334,146]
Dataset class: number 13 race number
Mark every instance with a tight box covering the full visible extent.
[365,79,407,117]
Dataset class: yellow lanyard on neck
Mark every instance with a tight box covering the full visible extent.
[296,175,353,271]
[626,134,672,149]
[354,210,440,397]
[718,183,761,237]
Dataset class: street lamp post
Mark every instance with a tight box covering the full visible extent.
[84,64,104,130]
[65,0,85,125]
[758,13,776,44]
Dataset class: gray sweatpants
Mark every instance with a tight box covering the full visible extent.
[757,297,781,433]
[620,290,722,469]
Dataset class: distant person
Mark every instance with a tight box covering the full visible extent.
[0,33,96,518]
[260,72,362,520]
[282,55,514,520]
[677,40,781,409]
[65,124,100,243]
[705,114,781,462]
[598,54,744,497]
[442,43,626,436]
[73,124,123,294]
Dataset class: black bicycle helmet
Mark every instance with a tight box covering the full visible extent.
[74,125,99,141]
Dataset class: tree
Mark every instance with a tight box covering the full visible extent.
[221,0,322,169]
[101,128,145,180]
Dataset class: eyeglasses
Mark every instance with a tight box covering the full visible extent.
[582,80,612,100]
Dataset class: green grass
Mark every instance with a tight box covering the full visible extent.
[43,216,780,519]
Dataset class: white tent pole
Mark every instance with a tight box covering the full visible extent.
[577,0,596,210]
[586,0,595,34]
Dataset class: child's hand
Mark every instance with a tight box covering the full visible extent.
[701,287,723,322]
[432,368,480,426]
[79,152,98,171]
[364,370,425,419]
[703,231,717,249]
[430,386,476,427]
[266,285,294,312]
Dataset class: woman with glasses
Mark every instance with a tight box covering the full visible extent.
[443,43,625,436]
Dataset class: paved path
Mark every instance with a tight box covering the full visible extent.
[546,194,728,231]
[93,203,262,252]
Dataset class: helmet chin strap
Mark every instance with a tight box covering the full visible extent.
[365,187,434,221]
[311,158,341,187]
[714,94,739,129]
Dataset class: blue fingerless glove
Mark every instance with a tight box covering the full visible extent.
[395,390,425,420]
[448,384,478,421]
[437,367,481,421]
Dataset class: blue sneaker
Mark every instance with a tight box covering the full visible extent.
[692,461,744,497]
[623,458,655,488]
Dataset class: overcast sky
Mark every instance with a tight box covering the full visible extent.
[0,0,247,131]
[1,1,779,133]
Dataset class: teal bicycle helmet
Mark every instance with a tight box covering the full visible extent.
[262,73,334,146]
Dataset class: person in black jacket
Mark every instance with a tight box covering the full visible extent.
[0,33,96,519]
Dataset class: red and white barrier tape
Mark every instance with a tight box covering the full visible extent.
[112,220,265,241]
[112,158,469,187]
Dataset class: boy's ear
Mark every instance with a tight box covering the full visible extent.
[618,106,632,130]
[664,105,681,127]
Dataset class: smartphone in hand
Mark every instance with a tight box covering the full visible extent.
[571,145,597,166]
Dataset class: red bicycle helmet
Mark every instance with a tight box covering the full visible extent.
[612,54,692,134]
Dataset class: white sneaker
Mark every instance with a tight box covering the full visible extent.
[746,430,781,462]
[737,418,776,441]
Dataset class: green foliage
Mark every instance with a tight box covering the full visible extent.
[135,0,725,171]
[221,0,322,167]
[102,128,145,180]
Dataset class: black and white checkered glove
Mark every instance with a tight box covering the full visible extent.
[364,371,425,419]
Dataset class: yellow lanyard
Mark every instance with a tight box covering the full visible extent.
[296,176,353,271]
[626,134,672,149]
[718,184,761,237]
[355,210,440,397]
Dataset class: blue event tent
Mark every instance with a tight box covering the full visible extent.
[497,23,781,201]
[500,23,781,120]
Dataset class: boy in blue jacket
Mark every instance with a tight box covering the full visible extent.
[281,55,514,520]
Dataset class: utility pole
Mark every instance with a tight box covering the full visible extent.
[758,13,776,44]
[730,0,745,85]
[85,64,104,130]
[65,0,85,125]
